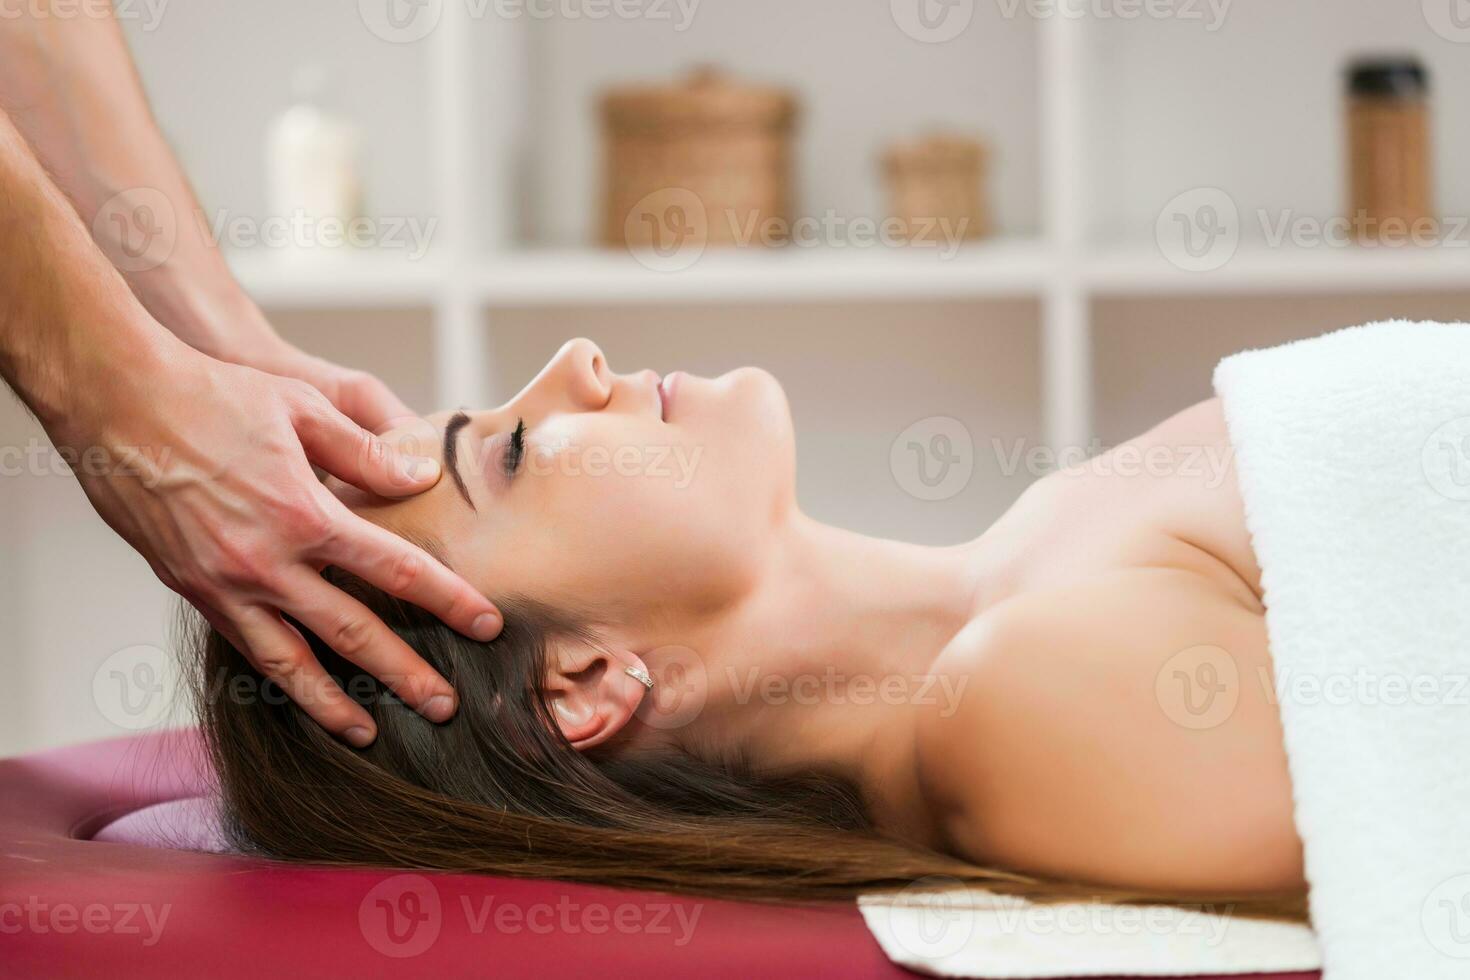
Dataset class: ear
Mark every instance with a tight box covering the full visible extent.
[542,636,652,751]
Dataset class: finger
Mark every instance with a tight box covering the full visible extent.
[193,600,240,647]
[293,394,441,499]
[283,570,458,723]
[319,511,503,642]
[232,606,378,747]
[336,371,415,436]
[170,587,249,658]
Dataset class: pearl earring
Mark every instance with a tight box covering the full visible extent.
[623,665,654,690]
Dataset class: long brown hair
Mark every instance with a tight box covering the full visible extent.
[188,560,1306,917]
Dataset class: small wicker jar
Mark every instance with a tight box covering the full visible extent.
[882,135,988,244]
[1346,57,1433,243]
[601,68,797,249]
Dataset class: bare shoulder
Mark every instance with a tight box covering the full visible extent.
[914,568,1302,895]
[1140,396,1231,446]
[1112,397,1263,603]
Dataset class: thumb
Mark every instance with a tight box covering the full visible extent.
[294,395,441,498]
[332,369,416,435]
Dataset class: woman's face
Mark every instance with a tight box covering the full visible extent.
[332,339,797,627]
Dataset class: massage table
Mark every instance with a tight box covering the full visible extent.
[0,731,1320,979]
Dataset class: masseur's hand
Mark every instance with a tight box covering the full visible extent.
[67,341,502,746]
[140,284,418,438]
[0,91,495,745]
[247,338,416,436]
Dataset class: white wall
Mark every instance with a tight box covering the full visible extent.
[1093,292,1470,443]
[122,2,436,226]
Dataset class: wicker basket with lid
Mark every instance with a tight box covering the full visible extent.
[601,68,797,248]
[882,134,989,243]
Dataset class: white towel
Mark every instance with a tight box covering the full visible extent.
[1214,319,1470,980]
[858,889,1319,977]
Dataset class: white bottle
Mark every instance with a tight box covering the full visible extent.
[266,66,364,260]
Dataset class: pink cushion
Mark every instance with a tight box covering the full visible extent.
[0,730,1321,980]
[93,796,229,853]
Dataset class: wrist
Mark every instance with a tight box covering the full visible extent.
[128,261,280,364]
[0,246,185,443]
[0,111,203,447]
[43,307,195,448]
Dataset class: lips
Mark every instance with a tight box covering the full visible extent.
[658,372,681,422]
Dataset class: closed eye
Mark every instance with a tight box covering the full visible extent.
[502,418,526,477]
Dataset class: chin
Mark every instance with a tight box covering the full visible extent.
[721,366,798,507]
[719,365,787,406]
[718,366,793,434]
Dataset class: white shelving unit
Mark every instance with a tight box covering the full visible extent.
[223,4,1470,450]
[231,240,1470,309]
[230,241,1054,306]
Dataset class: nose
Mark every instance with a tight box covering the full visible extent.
[516,338,613,415]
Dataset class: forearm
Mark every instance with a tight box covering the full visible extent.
[0,6,267,360]
[0,104,178,440]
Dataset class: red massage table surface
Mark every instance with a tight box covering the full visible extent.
[0,731,1320,979]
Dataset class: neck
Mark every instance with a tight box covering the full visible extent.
[642,514,985,838]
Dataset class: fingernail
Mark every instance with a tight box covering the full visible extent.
[345,726,374,748]
[423,695,456,724]
[472,612,502,641]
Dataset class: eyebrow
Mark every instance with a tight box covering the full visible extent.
[443,411,476,511]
